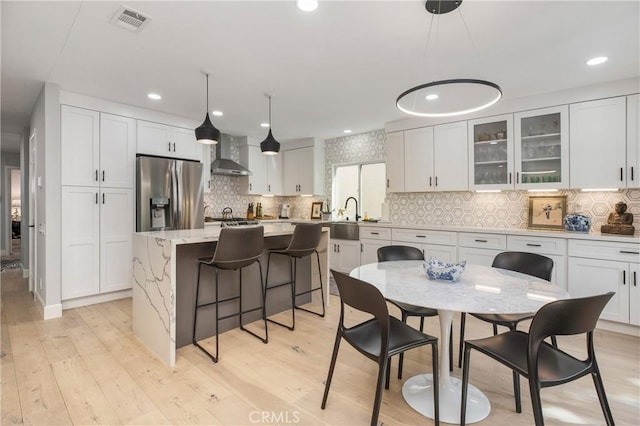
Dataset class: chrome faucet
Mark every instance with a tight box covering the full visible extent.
[344,197,361,221]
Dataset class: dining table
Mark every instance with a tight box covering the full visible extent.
[350,260,570,424]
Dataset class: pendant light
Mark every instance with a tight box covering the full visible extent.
[195,73,220,145]
[260,94,281,155]
[396,0,502,117]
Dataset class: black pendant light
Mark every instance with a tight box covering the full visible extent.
[195,73,220,145]
[260,94,281,155]
[396,0,502,117]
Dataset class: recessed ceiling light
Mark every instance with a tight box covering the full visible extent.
[211,110,223,116]
[586,56,608,66]
[260,123,270,128]
[425,94,439,101]
[147,93,161,100]
[344,129,352,134]
[297,0,318,12]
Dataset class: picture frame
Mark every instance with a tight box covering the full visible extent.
[311,202,323,220]
[528,195,567,230]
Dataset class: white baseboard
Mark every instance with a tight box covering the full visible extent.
[61,289,132,310]
[596,319,640,337]
[34,291,63,320]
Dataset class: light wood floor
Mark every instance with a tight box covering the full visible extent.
[2,269,639,425]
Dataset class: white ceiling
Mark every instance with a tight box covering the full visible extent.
[2,0,639,150]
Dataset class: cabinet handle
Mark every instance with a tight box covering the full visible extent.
[173,143,176,152]
[509,172,512,184]
[416,235,426,238]
[632,166,635,182]
[102,171,105,182]
[370,232,380,235]
[268,184,271,192]
[249,183,252,191]
[337,244,340,253]
[429,177,432,187]
[475,239,488,243]
[102,193,105,204]
[95,193,98,204]
[516,172,520,184]
[634,271,637,287]
[526,243,542,247]
[623,270,626,285]
[360,243,363,253]
[387,179,390,188]
[620,167,624,181]
[168,142,171,152]
[435,176,438,187]
[95,170,98,181]
[620,250,640,255]
[208,180,211,189]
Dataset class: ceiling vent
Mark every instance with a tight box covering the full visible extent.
[111,5,151,32]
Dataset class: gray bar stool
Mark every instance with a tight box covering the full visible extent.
[264,223,325,330]
[192,226,268,363]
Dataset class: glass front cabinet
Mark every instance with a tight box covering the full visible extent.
[514,105,569,189]
[468,114,514,190]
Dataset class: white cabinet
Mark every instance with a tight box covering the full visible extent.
[359,226,392,265]
[385,131,405,192]
[457,232,507,266]
[627,94,640,188]
[61,187,134,300]
[137,120,199,161]
[568,240,640,324]
[570,97,627,189]
[61,107,136,189]
[468,114,514,190]
[506,235,567,289]
[391,228,457,261]
[390,123,468,193]
[240,144,283,195]
[329,239,361,274]
[283,144,324,195]
[514,105,569,189]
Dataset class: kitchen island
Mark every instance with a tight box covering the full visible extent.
[132,223,329,366]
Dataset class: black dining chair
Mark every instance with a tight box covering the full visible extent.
[458,252,556,369]
[460,292,615,426]
[322,270,440,426]
[377,245,453,376]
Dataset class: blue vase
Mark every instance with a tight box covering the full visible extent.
[564,214,591,232]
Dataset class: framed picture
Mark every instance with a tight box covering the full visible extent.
[528,195,567,230]
[311,202,323,219]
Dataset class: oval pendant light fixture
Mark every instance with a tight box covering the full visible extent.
[260,94,281,155]
[396,0,502,118]
[195,73,220,145]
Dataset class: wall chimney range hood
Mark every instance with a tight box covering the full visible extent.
[210,134,251,176]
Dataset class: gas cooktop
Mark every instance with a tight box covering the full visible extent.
[209,217,261,227]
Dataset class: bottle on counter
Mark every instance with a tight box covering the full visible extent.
[247,203,254,220]
[256,202,262,218]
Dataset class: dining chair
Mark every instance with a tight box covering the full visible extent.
[322,270,440,426]
[264,223,325,331]
[377,245,453,377]
[460,292,615,426]
[458,252,556,368]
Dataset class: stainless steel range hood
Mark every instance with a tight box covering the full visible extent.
[211,134,251,176]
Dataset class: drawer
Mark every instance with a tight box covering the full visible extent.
[458,232,506,250]
[507,235,566,256]
[569,239,640,263]
[359,226,391,240]
[392,228,456,246]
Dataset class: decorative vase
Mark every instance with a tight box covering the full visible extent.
[563,213,591,233]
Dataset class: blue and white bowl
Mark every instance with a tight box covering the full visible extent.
[424,257,466,282]
[564,214,591,233]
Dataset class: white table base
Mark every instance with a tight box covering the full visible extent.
[401,309,490,424]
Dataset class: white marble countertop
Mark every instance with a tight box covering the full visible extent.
[356,221,639,243]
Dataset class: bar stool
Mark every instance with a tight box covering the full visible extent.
[264,223,325,330]
[192,226,268,363]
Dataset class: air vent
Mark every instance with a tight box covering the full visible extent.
[111,5,151,32]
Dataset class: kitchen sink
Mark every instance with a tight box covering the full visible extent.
[326,221,360,240]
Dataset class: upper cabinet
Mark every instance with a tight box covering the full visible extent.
[61,106,135,189]
[627,94,640,188]
[514,105,569,189]
[468,114,514,191]
[570,96,626,189]
[433,121,468,191]
[403,127,433,192]
[282,138,325,196]
[385,131,405,192]
[137,120,200,161]
[239,144,283,195]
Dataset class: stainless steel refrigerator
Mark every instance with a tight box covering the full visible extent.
[136,156,204,232]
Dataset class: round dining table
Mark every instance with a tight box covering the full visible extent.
[350,260,569,424]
